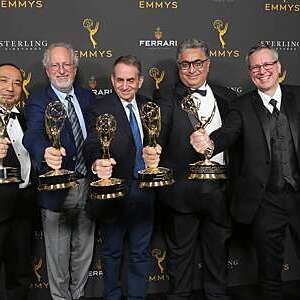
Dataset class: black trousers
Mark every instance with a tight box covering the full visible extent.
[0,186,36,300]
[253,187,300,300]
[164,185,232,300]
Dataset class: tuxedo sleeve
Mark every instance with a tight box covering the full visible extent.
[210,106,243,155]
[155,88,174,149]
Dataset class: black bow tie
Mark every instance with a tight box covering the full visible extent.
[190,89,207,97]
[0,111,18,121]
[9,112,19,119]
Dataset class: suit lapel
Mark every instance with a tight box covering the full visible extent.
[213,92,227,120]
[111,93,133,140]
[282,87,299,154]
[252,92,272,154]
[175,82,196,130]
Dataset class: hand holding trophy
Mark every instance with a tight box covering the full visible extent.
[181,94,226,180]
[38,101,78,191]
[138,102,174,188]
[89,114,126,200]
[0,104,22,184]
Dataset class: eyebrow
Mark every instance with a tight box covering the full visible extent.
[116,77,135,81]
[0,75,22,81]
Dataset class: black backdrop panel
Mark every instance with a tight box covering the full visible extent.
[1,0,300,298]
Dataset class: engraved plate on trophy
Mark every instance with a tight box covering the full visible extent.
[138,102,174,188]
[89,114,126,200]
[38,101,78,191]
[181,94,226,180]
[0,105,22,184]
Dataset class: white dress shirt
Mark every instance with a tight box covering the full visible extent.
[191,83,225,165]
[5,106,31,188]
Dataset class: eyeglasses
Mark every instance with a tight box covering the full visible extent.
[48,63,74,72]
[177,59,209,71]
[249,60,278,73]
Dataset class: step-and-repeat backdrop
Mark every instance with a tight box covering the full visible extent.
[1,0,300,298]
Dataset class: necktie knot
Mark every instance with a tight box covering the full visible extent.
[65,94,73,104]
[269,98,280,118]
[269,98,277,108]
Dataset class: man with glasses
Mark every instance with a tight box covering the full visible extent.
[156,38,236,300]
[23,42,96,300]
[196,44,300,300]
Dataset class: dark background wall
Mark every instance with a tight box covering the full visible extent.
[1,0,300,298]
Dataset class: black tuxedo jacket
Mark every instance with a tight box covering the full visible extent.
[156,82,237,213]
[0,111,37,222]
[211,85,300,224]
[84,92,150,181]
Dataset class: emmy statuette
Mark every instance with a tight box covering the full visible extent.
[138,102,174,188]
[0,105,22,184]
[89,114,126,200]
[181,94,226,180]
[38,101,78,191]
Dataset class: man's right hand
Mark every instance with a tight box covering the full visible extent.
[44,147,66,170]
[92,158,116,179]
[0,137,11,159]
[190,128,213,154]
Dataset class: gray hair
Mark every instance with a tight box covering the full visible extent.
[112,55,142,77]
[245,44,279,67]
[176,38,209,61]
[42,42,79,68]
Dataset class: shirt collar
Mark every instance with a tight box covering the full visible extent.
[120,96,138,111]
[0,104,19,115]
[51,84,75,101]
[190,81,207,91]
[258,84,282,110]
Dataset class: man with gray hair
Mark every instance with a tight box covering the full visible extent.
[157,38,236,299]
[197,44,300,300]
[23,42,96,300]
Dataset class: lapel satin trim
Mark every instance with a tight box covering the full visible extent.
[252,92,272,154]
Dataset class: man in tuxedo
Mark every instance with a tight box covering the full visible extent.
[156,39,235,300]
[196,44,300,300]
[84,55,159,300]
[23,43,95,300]
[0,63,37,300]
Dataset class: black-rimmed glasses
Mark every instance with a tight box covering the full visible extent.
[177,59,209,71]
[249,60,278,73]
